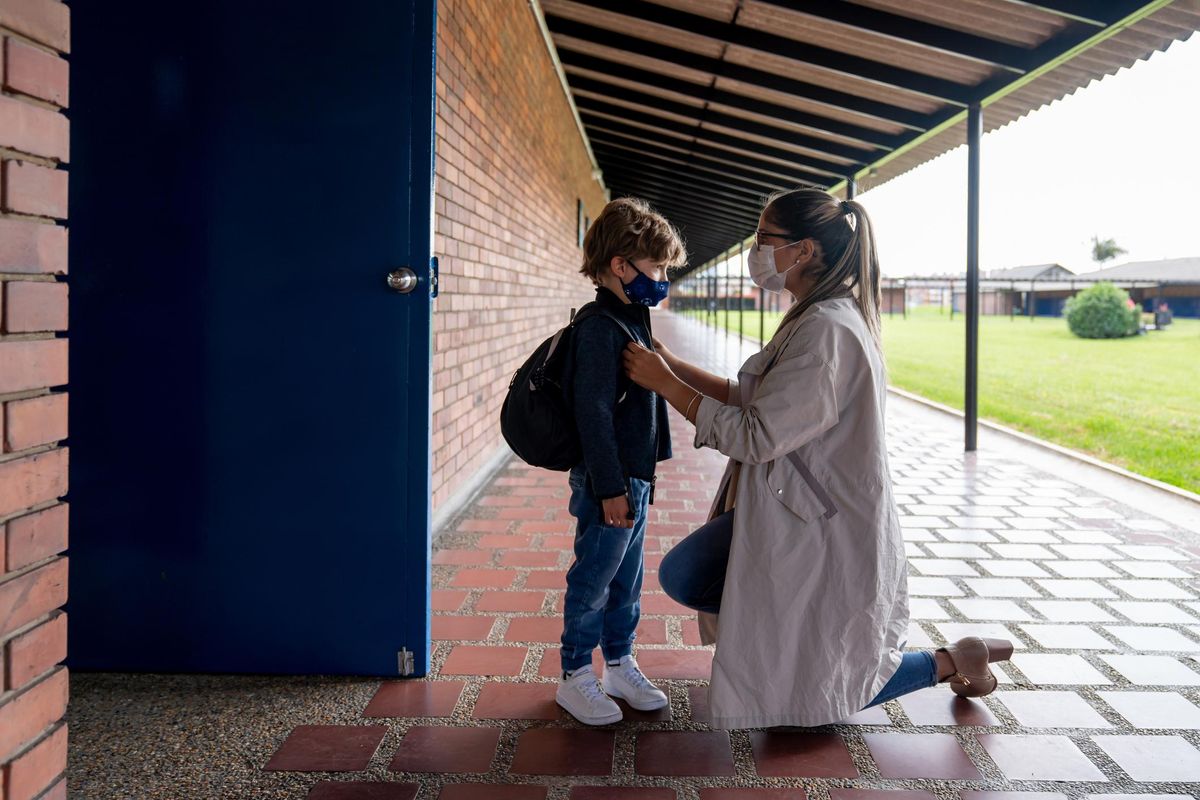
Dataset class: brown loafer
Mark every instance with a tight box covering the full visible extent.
[936,636,1014,698]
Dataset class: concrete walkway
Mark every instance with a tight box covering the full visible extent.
[69,312,1200,799]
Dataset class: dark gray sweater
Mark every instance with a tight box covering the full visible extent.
[565,288,673,500]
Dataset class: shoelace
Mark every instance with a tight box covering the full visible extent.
[580,676,610,704]
[617,662,653,691]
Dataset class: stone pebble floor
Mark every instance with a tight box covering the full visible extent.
[69,314,1200,799]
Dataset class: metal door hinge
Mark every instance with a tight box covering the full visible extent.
[430,256,439,298]
[398,648,416,676]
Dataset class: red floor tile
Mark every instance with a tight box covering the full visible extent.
[829,791,937,800]
[749,731,858,778]
[640,593,693,615]
[518,520,571,534]
[688,684,710,723]
[432,615,496,641]
[542,534,576,549]
[896,688,999,727]
[634,619,668,644]
[363,681,465,718]
[388,727,500,774]
[439,785,547,800]
[473,683,560,720]
[451,569,519,589]
[496,507,550,521]
[569,789,676,800]
[509,729,615,775]
[477,534,536,549]
[308,782,419,800]
[976,734,1107,782]
[433,549,494,566]
[264,725,387,772]
[523,571,568,589]
[681,619,705,646]
[456,519,514,533]
[475,591,548,612]
[635,731,735,776]
[613,696,673,722]
[441,645,528,677]
[504,616,565,642]
[636,649,713,680]
[700,791,807,800]
[864,733,981,779]
[499,551,562,568]
[478,495,529,507]
[432,590,469,612]
[1091,734,1200,781]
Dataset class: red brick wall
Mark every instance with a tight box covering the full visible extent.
[0,1,70,798]
[432,0,607,514]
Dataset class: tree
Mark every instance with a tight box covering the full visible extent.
[1091,235,1126,265]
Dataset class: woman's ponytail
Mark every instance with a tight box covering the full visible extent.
[837,199,882,343]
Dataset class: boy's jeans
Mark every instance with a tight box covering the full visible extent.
[561,466,650,672]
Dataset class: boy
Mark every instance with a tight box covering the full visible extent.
[557,197,684,725]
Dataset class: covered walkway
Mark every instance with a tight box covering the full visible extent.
[70,312,1200,798]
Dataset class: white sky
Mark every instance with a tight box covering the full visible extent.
[858,34,1200,278]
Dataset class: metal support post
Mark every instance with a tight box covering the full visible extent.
[965,102,982,453]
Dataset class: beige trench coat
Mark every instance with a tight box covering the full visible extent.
[692,297,909,729]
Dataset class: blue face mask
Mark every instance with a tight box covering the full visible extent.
[620,258,670,307]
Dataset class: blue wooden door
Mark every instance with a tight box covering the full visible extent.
[68,0,436,676]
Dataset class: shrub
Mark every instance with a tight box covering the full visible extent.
[1065,282,1141,339]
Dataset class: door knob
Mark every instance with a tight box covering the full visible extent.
[387,267,419,293]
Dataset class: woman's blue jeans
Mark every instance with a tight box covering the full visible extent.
[560,467,650,672]
[659,510,938,708]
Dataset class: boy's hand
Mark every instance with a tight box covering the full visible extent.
[623,342,673,392]
[601,495,635,529]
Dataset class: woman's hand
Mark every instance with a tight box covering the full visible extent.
[601,495,634,529]
[651,336,675,368]
[623,342,674,392]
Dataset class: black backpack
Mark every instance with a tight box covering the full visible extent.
[501,303,637,471]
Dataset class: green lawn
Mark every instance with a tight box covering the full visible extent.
[676,307,1200,494]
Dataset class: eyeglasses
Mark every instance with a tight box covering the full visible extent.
[754,229,800,248]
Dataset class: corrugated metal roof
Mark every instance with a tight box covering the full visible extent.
[1082,256,1200,281]
[539,0,1199,270]
[986,263,1075,279]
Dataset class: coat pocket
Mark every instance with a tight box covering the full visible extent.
[766,453,839,522]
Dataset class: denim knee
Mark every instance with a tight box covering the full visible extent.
[658,547,686,605]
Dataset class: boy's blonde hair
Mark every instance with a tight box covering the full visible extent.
[580,197,686,284]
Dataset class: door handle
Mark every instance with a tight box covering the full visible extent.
[386,268,419,293]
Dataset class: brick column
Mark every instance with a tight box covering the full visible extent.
[0,1,70,799]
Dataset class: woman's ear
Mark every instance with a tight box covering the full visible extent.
[794,239,818,268]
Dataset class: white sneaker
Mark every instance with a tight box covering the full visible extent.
[557,665,623,725]
[602,655,669,711]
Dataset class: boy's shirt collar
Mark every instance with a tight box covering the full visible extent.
[595,286,650,322]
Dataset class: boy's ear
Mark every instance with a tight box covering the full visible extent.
[609,255,628,276]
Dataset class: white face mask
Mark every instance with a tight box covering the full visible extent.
[748,241,803,293]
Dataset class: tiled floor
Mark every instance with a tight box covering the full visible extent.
[69,313,1200,799]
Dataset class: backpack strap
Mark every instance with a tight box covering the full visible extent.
[572,303,641,346]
